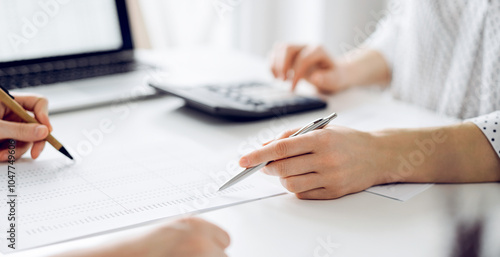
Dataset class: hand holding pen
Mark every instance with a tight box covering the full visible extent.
[219,113,337,191]
[221,111,393,200]
[0,86,72,161]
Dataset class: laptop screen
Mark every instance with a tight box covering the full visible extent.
[0,0,132,65]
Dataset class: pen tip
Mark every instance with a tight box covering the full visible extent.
[59,147,74,160]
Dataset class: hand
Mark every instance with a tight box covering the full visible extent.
[269,43,349,93]
[240,123,500,200]
[126,217,230,257]
[57,217,231,257]
[0,94,52,161]
[239,126,386,199]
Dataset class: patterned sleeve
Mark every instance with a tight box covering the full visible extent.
[363,2,404,69]
[466,111,500,158]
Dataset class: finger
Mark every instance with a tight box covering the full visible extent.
[12,94,52,131]
[270,43,284,79]
[274,44,287,79]
[211,226,231,249]
[0,120,49,141]
[262,140,273,146]
[209,249,228,257]
[183,217,230,248]
[262,153,317,177]
[280,173,322,193]
[269,48,279,78]
[295,187,332,200]
[280,45,305,80]
[200,221,230,249]
[239,133,316,168]
[0,142,31,162]
[262,129,299,146]
[292,46,333,90]
[31,141,46,159]
[275,128,299,140]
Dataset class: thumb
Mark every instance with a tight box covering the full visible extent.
[309,70,339,93]
[0,120,49,142]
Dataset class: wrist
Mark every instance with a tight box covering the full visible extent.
[367,130,400,185]
[368,127,447,184]
[338,49,392,88]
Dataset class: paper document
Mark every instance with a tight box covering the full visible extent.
[0,142,284,253]
[365,184,433,201]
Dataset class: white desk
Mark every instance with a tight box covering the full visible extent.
[4,50,500,257]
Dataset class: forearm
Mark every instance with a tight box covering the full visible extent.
[373,123,500,184]
[337,48,392,88]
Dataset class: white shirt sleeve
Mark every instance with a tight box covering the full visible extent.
[466,111,500,158]
[363,3,404,69]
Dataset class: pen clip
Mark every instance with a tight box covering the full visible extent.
[0,85,15,100]
[291,118,324,137]
[290,113,337,137]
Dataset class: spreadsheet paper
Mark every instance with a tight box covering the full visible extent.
[0,143,285,253]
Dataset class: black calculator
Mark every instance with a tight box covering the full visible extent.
[149,81,327,121]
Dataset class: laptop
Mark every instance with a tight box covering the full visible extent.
[0,0,326,120]
[0,0,158,113]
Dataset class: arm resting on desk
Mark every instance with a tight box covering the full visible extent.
[373,122,500,184]
[239,123,500,200]
[50,217,230,257]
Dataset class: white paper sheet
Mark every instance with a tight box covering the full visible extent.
[365,184,433,201]
[0,142,285,253]
[0,89,461,252]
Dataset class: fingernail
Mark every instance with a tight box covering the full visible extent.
[36,125,48,138]
[239,157,250,167]
[262,140,272,146]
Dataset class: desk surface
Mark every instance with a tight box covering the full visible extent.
[4,50,500,257]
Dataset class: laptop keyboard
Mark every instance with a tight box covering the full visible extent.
[0,61,139,90]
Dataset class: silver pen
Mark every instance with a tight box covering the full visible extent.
[218,112,338,191]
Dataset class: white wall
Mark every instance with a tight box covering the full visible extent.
[138,0,388,58]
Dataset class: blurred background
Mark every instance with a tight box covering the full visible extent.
[128,0,389,58]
